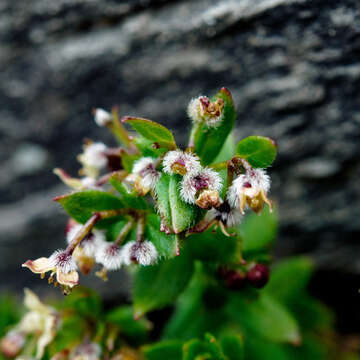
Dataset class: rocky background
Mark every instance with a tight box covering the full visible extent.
[0,0,359,332]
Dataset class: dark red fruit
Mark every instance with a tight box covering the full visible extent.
[226,270,247,290]
[247,264,269,288]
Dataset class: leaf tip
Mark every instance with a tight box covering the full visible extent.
[120,116,132,123]
[53,195,66,202]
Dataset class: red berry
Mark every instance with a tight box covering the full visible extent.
[226,270,246,290]
[247,264,269,288]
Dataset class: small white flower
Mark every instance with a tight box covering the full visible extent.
[122,241,158,266]
[81,176,103,190]
[95,242,123,271]
[187,96,225,128]
[126,157,160,194]
[80,142,108,169]
[71,341,101,360]
[180,167,222,205]
[227,168,271,215]
[48,250,78,274]
[94,108,111,127]
[163,150,201,176]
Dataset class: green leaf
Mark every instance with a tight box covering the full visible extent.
[142,341,183,360]
[0,295,21,338]
[213,132,236,163]
[56,190,125,227]
[239,206,278,254]
[59,287,102,319]
[106,306,151,344]
[146,213,179,259]
[109,173,149,210]
[155,173,172,228]
[163,264,226,341]
[193,88,236,165]
[169,174,203,234]
[244,337,290,360]
[220,334,244,360]
[122,117,176,149]
[226,293,301,344]
[183,334,225,360]
[265,257,314,305]
[134,136,169,157]
[187,228,241,264]
[121,150,140,173]
[155,174,204,234]
[236,136,277,168]
[133,250,194,318]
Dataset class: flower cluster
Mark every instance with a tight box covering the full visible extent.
[22,89,274,294]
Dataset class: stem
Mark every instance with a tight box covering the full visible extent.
[210,161,227,171]
[66,213,100,254]
[110,107,138,154]
[187,121,202,151]
[66,209,128,254]
[115,219,134,246]
[136,215,145,243]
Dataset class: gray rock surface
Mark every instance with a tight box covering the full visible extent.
[0,0,359,303]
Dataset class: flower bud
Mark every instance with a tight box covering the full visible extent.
[163,150,201,176]
[1,330,25,358]
[95,243,123,271]
[122,241,158,266]
[246,264,270,288]
[93,108,112,127]
[187,96,225,128]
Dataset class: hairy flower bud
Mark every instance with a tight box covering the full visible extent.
[187,96,225,128]
[163,150,201,176]
[122,241,158,266]
[180,167,222,206]
[95,243,123,271]
[227,168,272,215]
[93,108,112,127]
[125,157,160,195]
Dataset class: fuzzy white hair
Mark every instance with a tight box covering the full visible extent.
[49,250,78,274]
[180,167,223,204]
[227,168,270,209]
[162,150,201,175]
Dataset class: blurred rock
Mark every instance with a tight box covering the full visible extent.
[0,0,360,297]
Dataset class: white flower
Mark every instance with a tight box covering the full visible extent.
[125,157,160,195]
[22,250,79,289]
[122,241,158,266]
[95,242,123,271]
[187,96,225,128]
[163,150,201,176]
[18,289,60,359]
[93,108,111,127]
[71,341,101,360]
[227,168,272,215]
[180,167,222,207]
[80,142,107,169]
[81,176,103,190]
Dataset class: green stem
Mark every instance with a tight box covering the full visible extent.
[115,219,134,246]
[109,108,138,154]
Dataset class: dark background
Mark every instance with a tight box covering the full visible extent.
[0,0,359,333]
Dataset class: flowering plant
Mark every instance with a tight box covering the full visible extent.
[0,88,351,359]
